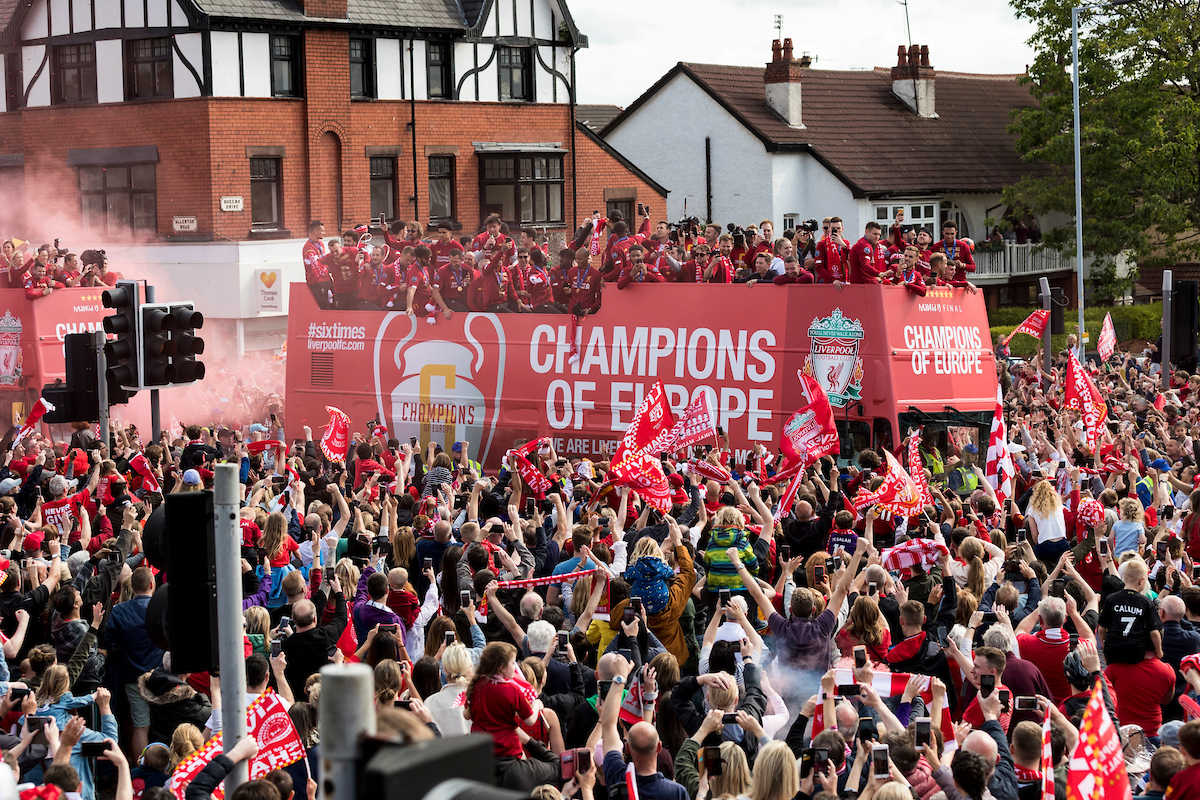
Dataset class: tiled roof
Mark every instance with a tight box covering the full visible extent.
[575,104,622,132]
[191,0,465,25]
[0,0,23,31]
[192,0,305,21]
[606,61,1046,197]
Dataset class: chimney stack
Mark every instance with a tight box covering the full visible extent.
[890,43,936,118]
[764,37,805,128]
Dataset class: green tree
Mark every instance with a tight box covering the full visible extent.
[1004,0,1200,268]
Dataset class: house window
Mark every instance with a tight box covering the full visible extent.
[127,38,172,99]
[271,36,299,98]
[428,156,455,223]
[250,157,281,228]
[874,201,937,238]
[52,43,96,105]
[350,38,373,99]
[783,213,798,231]
[498,47,532,101]
[369,157,395,220]
[480,154,563,226]
[606,200,632,225]
[79,164,156,239]
[427,42,452,100]
[940,201,970,239]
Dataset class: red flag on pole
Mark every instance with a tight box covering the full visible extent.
[1065,679,1131,800]
[984,385,1015,506]
[1097,312,1116,361]
[1041,707,1055,800]
[647,391,716,455]
[17,396,54,443]
[610,452,672,513]
[1064,351,1107,451]
[1002,309,1050,346]
[850,450,923,517]
[612,381,675,466]
[320,406,350,462]
[907,428,935,508]
[780,372,840,467]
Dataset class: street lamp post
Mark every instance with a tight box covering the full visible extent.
[1073,0,1133,358]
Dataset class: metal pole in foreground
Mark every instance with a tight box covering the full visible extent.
[146,284,161,441]
[94,331,109,450]
[1040,277,1052,378]
[1163,270,1174,379]
[214,463,248,793]
[320,663,376,800]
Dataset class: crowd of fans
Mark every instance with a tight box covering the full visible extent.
[0,240,125,299]
[300,208,980,316]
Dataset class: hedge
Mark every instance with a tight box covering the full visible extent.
[989,303,1163,356]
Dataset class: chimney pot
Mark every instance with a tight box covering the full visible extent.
[771,39,782,63]
[908,44,920,67]
[783,38,794,62]
[920,45,930,67]
[896,45,907,67]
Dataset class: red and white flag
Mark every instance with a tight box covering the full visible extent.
[320,405,351,463]
[1001,309,1050,346]
[773,468,805,523]
[1064,351,1107,451]
[907,429,935,508]
[780,373,840,467]
[514,452,553,499]
[611,452,672,513]
[648,391,717,454]
[129,452,161,493]
[17,397,54,443]
[850,450,923,517]
[1066,679,1131,800]
[1097,312,1116,361]
[1041,707,1055,800]
[612,381,676,467]
[984,385,1015,506]
[687,458,732,484]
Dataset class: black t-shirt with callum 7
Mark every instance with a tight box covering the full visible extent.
[1098,588,1160,664]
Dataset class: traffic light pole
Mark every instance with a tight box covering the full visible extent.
[146,284,161,441]
[214,464,248,793]
[94,331,109,449]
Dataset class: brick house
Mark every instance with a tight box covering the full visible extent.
[0,0,665,354]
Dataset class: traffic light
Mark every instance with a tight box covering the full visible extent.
[142,492,217,673]
[43,332,102,423]
[168,303,205,385]
[140,303,176,387]
[102,279,139,400]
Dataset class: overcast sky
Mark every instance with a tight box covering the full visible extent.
[571,0,1039,107]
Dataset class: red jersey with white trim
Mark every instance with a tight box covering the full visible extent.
[514,265,554,306]
[930,238,976,281]
[406,264,436,308]
[847,237,889,284]
[319,247,366,292]
[811,239,848,283]
[469,250,518,311]
[563,265,602,312]
[471,231,511,260]
[608,235,648,278]
[437,263,476,305]
[302,239,329,283]
[430,240,465,270]
[44,489,91,540]
[24,275,63,299]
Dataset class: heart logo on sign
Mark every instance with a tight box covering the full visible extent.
[260,272,277,288]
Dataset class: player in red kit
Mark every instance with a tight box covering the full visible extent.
[24,261,63,299]
[606,218,652,279]
[469,241,520,312]
[318,239,367,309]
[437,248,476,312]
[430,222,465,271]
[807,217,850,285]
[616,245,665,289]
[930,219,975,282]
[847,222,891,284]
[471,213,512,264]
[563,247,602,314]
[302,220,333,309]
[550,248,574,304]
[405,245,452,322]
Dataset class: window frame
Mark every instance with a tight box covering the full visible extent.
[77,163,157,240]
[369,156,397,221]
[428,155,456,225]
[126,37,173,100]
[51,42,97,106]
[497,46,533,102]
[270,35,301,99]
[249,157,282,230]
[478,153,564,228]
[349,37,375,100]
[426,41,453,100]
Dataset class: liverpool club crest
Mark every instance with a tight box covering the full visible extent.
[803,309,864,408]
[0,311,23,386]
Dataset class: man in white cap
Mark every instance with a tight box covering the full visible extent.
[42,453,99,540]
